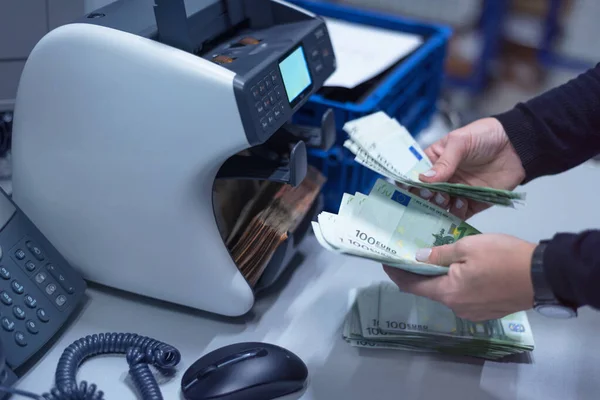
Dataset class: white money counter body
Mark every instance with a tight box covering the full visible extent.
[10,0,336,316]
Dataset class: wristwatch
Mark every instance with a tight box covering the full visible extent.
[531,241,578,319]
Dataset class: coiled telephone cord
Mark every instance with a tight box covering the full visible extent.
[0,332,181,400]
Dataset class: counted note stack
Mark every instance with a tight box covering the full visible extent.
[343,282,535,360]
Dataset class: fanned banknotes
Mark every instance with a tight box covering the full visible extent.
[311,178,479,275]
[342,111,526,207]
[343,282,535,360]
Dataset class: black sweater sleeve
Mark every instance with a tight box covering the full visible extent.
[494,63,600,183]
[492,64,600,310]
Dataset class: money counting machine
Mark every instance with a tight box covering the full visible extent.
[10,0,337,317]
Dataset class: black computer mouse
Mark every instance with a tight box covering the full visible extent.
[181,341,309,400]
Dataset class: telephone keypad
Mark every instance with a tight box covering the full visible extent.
[14,331,26,347]
[25,320,38,334]
[36,308,49,323]
[24,295,37,308]
[0,197,86,370]
[13,305,25,320]
[2,318,14,331]
[1,291,12,305]
[11,280,24,294]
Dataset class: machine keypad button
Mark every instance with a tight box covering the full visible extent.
[14,331,26,347]
[268,92,276,106]
[13,305,25,320]
[315,62,324,74]
[256,101,265,115]
[260,118,269,131]
[0,291,12,305]
[321,47,331,58]
[26,241,44,261]
[0,267,10,280]
[37,308,49,322]
[274,86,283,99]
[267,112,275,125]
[279,103,285,115]
[24,295,37,308]
[251,86,260,99]
[25,261,36,272]
[11,280,24,294]
[14,250,25,260]
[274,107,282,120]
[270,71,278,84]
[263,95,272,110]
[311,48,319,60]
[47,264,75,294]
[258,80,267,95]
[265,78,272,90]
[1,317,14,332]
[26,320,38,334]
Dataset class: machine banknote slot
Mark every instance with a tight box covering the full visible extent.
[274,108,336,152]
[213,164,325,289]
[216,141,307,187]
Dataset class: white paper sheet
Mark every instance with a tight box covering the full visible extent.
[323,18,424,89]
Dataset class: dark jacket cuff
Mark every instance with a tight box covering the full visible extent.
[493,105,546,184]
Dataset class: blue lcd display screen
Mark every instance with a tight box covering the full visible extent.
[279,46,312,104]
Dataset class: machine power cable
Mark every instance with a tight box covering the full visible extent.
[0,332,182,400]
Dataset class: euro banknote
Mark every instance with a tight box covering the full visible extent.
[342,282,535,360]
[311,178,480,275]
[342,111,526,207]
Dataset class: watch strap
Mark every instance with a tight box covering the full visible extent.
[531,241,578,316]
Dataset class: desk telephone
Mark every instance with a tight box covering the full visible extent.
[0,186,186,399]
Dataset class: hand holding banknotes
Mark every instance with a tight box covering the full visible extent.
[383,116,539,321]
[416,117,526,220]
[383,233,536,322]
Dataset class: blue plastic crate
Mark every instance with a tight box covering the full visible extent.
[289,0,451,212]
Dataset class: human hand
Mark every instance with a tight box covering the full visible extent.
[415,117,525,220]
[383,233,536,321]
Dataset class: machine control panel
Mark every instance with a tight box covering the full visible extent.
[203,19,336,146]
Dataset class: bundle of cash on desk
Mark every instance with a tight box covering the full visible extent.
[342,111,525,207]
[343,282,535,360]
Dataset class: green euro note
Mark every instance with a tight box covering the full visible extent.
[342,111,526,207]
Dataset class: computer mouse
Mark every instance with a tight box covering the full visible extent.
[181,341,309,400]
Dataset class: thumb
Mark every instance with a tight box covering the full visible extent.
[420,133,468,182]
[416,243,460,266]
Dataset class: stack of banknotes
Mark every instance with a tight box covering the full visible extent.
[311,177,478,275]
[342,111,526,207]
[343,282,535,360]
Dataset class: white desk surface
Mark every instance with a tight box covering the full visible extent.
[13,123,600,400]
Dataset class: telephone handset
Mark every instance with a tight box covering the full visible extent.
[0,188,182,399]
